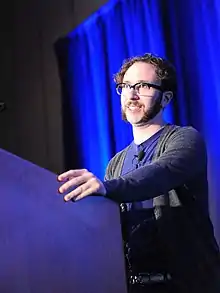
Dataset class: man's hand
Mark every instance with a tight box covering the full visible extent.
[57,169,106,202]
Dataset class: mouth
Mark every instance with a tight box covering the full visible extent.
[127,104,142,112]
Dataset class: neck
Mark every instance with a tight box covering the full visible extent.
[132,115,166,145]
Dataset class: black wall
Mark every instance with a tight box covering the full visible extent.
[0,0,107,173]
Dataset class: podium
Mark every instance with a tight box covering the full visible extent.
[0,149,127,293]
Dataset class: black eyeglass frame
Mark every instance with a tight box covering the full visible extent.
[116,82,163,95]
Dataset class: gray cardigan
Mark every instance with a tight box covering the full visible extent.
[103,124,220,293]
[104,124,208,208]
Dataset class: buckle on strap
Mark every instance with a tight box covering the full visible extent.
[129,272,172,285]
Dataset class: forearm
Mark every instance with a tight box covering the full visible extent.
[103,161,200,203]
[103,127,207,203]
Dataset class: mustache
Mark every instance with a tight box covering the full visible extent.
[125,101,143,107]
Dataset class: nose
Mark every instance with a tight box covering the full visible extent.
[130,93,139,100]
[127,89,140,100]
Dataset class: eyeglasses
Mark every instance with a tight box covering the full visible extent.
[116,82,163,96]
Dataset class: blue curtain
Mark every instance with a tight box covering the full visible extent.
[55,0,220,243]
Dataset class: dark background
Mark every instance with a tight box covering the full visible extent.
[0,0,107,174]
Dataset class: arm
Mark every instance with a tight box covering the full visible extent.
[103,127,207,203]
[104,158,114,181]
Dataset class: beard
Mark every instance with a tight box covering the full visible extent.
[121,94,163,126]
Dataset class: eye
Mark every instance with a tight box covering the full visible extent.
[116,83,131,95]
[118,83,129,89]
[135,82,150,91]
[123,83,131,89]
[140,82,150,89]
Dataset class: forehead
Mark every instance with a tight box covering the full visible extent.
[123,62,158,83]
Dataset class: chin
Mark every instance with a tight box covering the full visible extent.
[127,117,145,125]
[126,113,144,123]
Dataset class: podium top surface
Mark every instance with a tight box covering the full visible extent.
[0,149,127,293]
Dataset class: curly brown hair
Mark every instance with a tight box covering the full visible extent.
[114,53,177,95]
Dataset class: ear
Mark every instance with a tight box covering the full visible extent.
[161,91,173,108]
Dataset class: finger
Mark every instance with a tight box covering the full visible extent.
[58,172,92,194]
[64,181,92,201]
[73,187,96,201]
[57,169,87,182]
[71,178,101,201]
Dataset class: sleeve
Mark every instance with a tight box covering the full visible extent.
[103,127,207,203]
[104,158,114,181]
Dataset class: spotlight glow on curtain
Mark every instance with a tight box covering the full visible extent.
[64,0,174,179]
[56,0,220,243]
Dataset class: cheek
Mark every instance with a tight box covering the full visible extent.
[141,99,154,110]
[121,97,126,108]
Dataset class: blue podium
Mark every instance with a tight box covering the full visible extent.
[0,149,127,293]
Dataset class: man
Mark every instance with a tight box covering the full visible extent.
[58,53,220,292]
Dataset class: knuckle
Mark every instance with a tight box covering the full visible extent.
[78,186,83,193]
[90,178,100,190]
[90,177,97,183]
[68,179,76,187]
[87,171,94,178]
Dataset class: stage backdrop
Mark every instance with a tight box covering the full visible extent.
[55,0,220,243]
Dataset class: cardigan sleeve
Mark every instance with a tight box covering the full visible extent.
[103,127,207,203]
